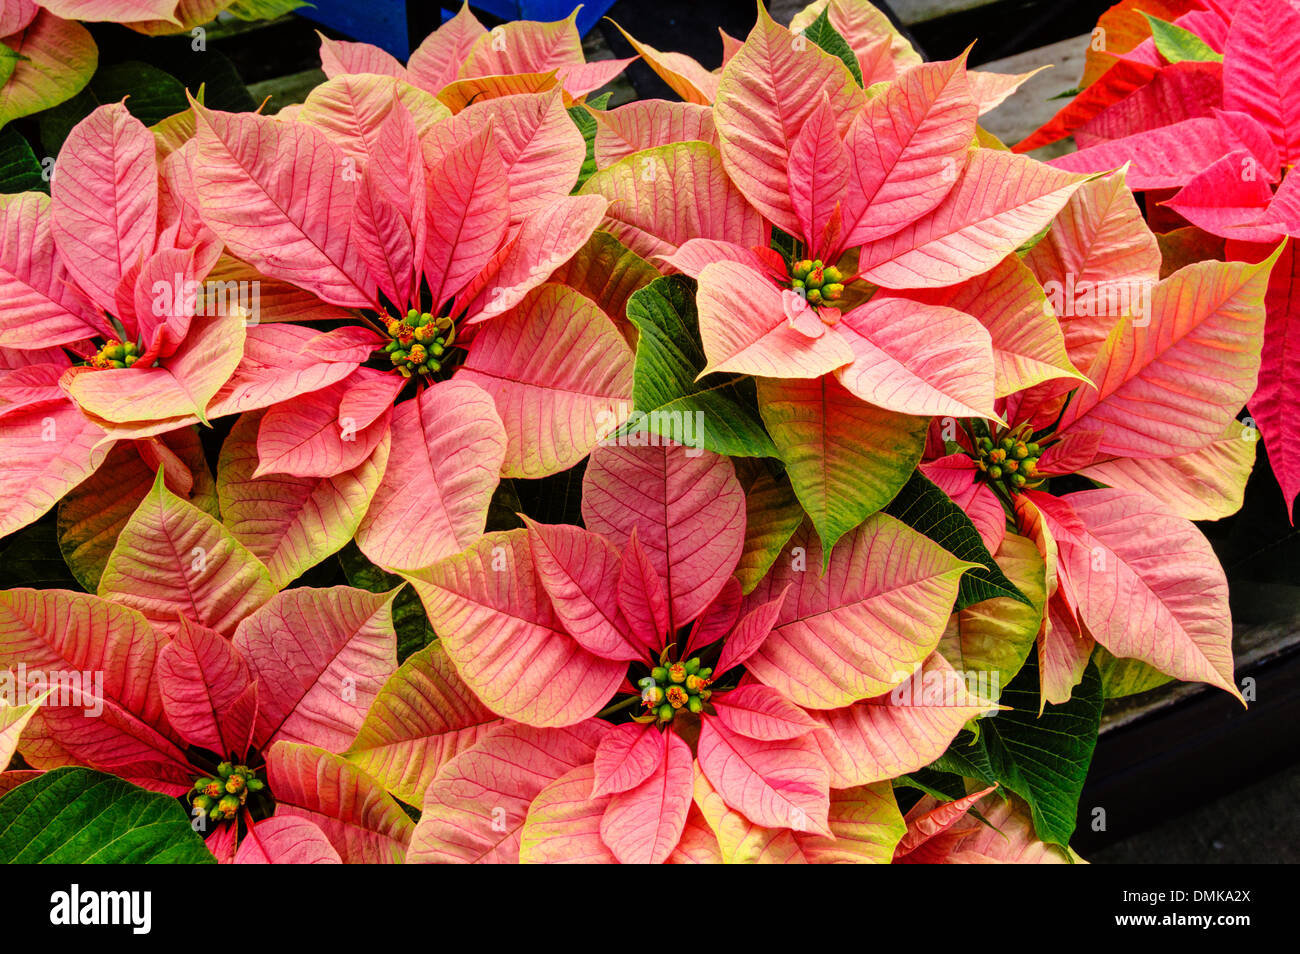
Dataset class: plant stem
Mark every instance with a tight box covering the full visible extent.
[597,694,641,718]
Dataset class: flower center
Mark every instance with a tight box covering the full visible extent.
[88,339,141,370]
[189,762,265,824]
[638,657,713,724]
[789,259,844,306]
[379,309,456,378]
[974,426,1043,494]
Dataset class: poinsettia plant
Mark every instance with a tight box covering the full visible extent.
[1018,0,1300,517]
[0,0,1283,866]
[0,472,412,862]
[182,71,633,572]
[312,2,634,108]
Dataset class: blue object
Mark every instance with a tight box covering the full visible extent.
[467,2,613,35]
[300,0,412,58]
[299,1,616,59]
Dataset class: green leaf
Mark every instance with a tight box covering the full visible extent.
[1093,644,1174,698]
[0,768,215,863]
[1144,14,1223,64]
[37,87,91,157]
[769,226,800,263]
[734,467,804,594]
[39,62,191,154]
[0,40,22,93]
[939,531,1045,695]
[798,8,864,86]
[0,126,45,194]
[0,516,82,590]
[143,46,255,115]
[90,61,189,127]
[625,275,777,458]
[1015,219,1054,256]
[338,543,434,663]
[883,470,1029,610]
[931,656,1102,847]
[569,91,611,192]
[895,767,969,802]
[758,375,926,562]
[225,0,311,20]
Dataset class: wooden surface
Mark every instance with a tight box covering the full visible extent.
[979,33,1086,155]
[889,0,995,22]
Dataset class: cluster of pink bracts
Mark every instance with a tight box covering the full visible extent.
[0,0,1279,863]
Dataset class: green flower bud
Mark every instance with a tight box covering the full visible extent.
[192,794,213,814]
[823,283,844,300]
[225,774,246,794]
[218,794,241,815]
[657,703,676,723]
[806,288,823,305]
[642,685,664,707]
[217,762,234,778]
[1011,473,1027,488]
[823,266,843,284]
[667,662,687,684]
[651,666,669,683]
[987,465,1003,479]
[246,779,265,793]
[684,657,701,675]
[698,667,713,679]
